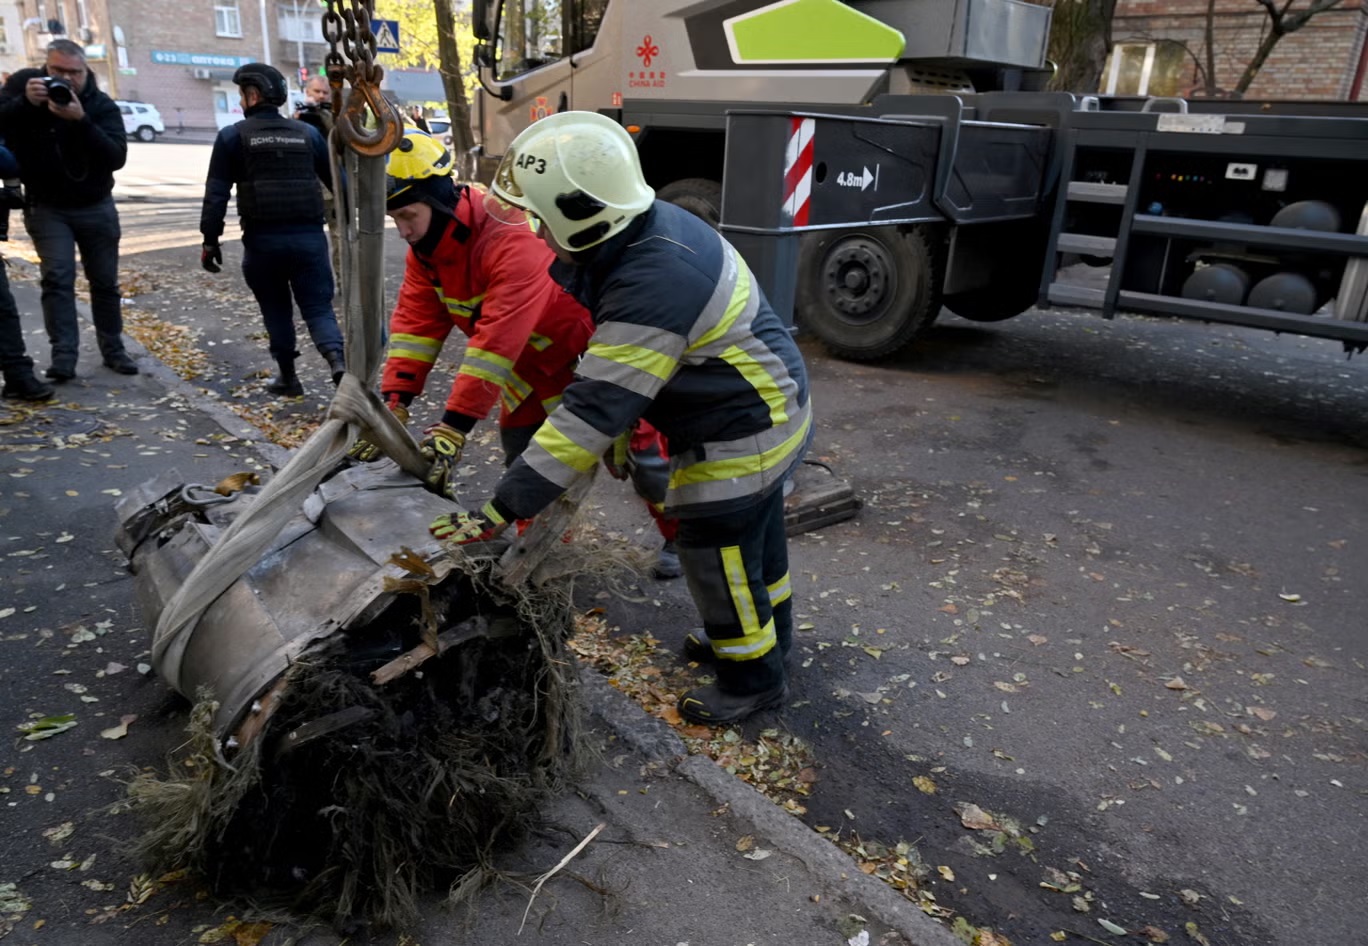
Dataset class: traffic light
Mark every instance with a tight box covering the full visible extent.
[298,66,309,85]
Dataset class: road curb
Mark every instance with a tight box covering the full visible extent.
[579,670,961,946]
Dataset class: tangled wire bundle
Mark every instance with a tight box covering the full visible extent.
[127,556,589,928]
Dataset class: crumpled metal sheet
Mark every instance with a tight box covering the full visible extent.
[115,462,460,739]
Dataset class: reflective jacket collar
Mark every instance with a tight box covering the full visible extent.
[548,204,655,303]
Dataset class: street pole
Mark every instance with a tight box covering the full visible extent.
[293,0,305,86]
[259,0,272,65]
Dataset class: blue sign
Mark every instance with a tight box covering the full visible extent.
[370,19,400,54]
[151,50,254,68]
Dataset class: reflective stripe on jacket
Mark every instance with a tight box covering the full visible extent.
[380,185,591,422]
[494,200,811,521]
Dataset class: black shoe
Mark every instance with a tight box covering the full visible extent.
[323,348,347,385]
[683,627,792,664]
[102,350,139,375]
[653,540,682,579]
[267,372,304,397]
[678,682,788,725]
[45,363,76,382]
[2,372,55,401]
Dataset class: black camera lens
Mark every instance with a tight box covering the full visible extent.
[44,77,73,106]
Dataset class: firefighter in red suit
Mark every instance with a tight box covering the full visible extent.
[351,130,680,576]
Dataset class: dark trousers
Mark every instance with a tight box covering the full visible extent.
[24,197,124,368]
[241,228,342,360]
[0,258,34,375]
[677,487,792,695]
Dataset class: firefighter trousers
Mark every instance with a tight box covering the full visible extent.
[676,487,791,695]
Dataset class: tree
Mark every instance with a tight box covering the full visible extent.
[376,0,479,153]
[1047,0,1119,93]
[1232,0,1345,96]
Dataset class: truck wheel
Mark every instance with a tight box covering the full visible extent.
[943,284,1037,322]
[797,227,941,361]
[657,178,722,229]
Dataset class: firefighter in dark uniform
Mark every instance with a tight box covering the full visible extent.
[198,62,345,397]
[431,111,812,725]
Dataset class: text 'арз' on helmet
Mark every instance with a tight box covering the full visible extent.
[486,111,655,252]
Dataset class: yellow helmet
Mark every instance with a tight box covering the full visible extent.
[386,128,454,211]
[490,111,654,251]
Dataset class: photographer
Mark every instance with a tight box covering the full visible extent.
[0,39,135,381]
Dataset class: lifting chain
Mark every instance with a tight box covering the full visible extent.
[320,0,402,157]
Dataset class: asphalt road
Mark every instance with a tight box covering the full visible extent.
[7,142,1364,945]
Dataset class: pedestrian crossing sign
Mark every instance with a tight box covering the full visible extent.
[370,18,400,54]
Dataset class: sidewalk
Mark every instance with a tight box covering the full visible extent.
[0,282,956,946]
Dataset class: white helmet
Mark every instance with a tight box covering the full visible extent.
[489,111,655,252]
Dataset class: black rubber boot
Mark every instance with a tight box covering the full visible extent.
[102,350,139,375]
[266,356,303,397]
[323,348,346,385]
[3,369,55,401]
[678,682,788,725]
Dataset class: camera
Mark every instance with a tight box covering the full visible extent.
[42,76,74,107]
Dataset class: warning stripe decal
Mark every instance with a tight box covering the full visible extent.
[782,116,815,228]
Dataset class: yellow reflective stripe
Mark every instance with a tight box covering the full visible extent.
[527,332,553,352]
[712,546,776,660]
[670,409,811,489]
[541,394,562,414]
[768,572,792,606]
[459,362,511,387]
[480,500,507,525]
[388,332,442,364]
[464,345,516,376]
[718,343,789,425]
[532,418,601,474]
[688,263,750,353]
[437,290,486,315]
[584,341,677,382]
[500,371,534,412]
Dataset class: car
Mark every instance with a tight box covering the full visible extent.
[425,117,453,149]
[117,101,164,142]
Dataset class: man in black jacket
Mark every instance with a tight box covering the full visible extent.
[0,39,135,381]
[200,63,343,397]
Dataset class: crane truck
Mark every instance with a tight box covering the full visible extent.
[467,0,1368,362]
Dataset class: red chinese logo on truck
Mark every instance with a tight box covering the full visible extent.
[636,34,660,68]
[529,96,550,123]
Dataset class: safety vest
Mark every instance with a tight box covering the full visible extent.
[236,113,324,226]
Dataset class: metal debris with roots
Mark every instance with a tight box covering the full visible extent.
[115,460,602,926]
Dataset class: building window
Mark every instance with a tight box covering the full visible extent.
[1103,42,1187,97]
[215,1,243,38]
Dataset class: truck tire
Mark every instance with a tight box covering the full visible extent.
[657,178,722,229]
[797,226,941,361]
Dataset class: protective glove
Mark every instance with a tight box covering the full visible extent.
[602,429,632,481]
[201,242,222,273]
[348,402,409,462]
[419,422,467,500]
[429,508,499,544]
